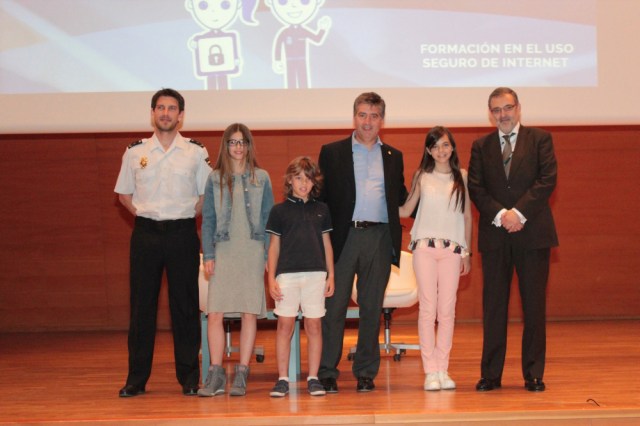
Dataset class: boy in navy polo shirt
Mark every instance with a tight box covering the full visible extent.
[266,156,335,397]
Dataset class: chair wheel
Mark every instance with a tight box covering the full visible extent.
[393,354,402,361]
[400,349,406,355]
[347,353,354,361]
[256,354,265,363]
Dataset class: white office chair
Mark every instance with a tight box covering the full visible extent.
[348,251,420,361]
[198,255,264,378]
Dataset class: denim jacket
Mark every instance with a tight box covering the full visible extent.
[201,168,274,261]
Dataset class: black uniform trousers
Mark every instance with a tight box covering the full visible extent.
[480,239,550,382]
[319,224,392,380]
[126,217,201,388]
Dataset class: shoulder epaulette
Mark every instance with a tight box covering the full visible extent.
[127,140,143,149]
[189,139,205,148]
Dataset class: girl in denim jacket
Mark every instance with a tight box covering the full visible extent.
[199,123,274,397]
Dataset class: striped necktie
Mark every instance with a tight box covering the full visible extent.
[502,133,514,177]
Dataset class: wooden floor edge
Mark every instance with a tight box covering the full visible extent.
[3,410,640,426]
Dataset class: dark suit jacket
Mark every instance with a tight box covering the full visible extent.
[318,137,408,266]
[468,126,559,252]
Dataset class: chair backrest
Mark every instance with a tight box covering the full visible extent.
[351,251,418,309]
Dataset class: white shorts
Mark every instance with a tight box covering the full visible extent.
[273,271,327,318]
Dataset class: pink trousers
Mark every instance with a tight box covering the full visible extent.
[412,247,461,373]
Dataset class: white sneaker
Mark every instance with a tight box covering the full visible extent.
[438,371,456,390]
[424,372,441,391]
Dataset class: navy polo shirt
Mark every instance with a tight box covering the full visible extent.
[265,196,333,276]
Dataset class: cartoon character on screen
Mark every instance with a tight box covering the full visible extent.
[185,0,259,90]
[266,0,332,89]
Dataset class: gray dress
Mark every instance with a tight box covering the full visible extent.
[207,176,267,317]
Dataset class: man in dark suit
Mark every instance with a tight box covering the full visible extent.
[317,92,407,393]
[468,87,558,392]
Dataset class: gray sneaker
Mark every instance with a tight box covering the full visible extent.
[269,379,289,397]
[229,364,249,396]
[197,365,226,397]
[307,378,326,396]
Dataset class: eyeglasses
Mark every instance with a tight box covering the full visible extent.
[227,139,248,147]
[490,104,517,115]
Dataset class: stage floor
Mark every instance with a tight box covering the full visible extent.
[1,320,639,425]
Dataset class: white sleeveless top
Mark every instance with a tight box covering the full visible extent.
[410,171,467,252]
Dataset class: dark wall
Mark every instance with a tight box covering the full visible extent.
[1,125,638,331]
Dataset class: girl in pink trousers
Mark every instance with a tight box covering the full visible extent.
[399,126,472,391]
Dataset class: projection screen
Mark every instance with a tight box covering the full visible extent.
[1,0,638,133]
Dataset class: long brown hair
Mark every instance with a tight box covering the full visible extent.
[213,123,260,200]
[409,126,466,212]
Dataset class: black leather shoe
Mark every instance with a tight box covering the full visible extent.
[320,377,338,393]
[475,378,501,392]
[119,384,145,397]
[356,377,375,392]
[182,385,199,396]
[525,378,546,392]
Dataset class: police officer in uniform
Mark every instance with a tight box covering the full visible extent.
[115,88,212,397]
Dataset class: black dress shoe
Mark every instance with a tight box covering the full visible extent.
[525,378,546,392]
[119,384,145,397]
[320,377,338,393]
[475,378,501,392]
[182,385,199,396]
[356,377,375,392]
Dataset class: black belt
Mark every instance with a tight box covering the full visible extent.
[135,216,195,232]
[350,221,383,229]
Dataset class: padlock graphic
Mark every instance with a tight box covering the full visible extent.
[208,45,225,66]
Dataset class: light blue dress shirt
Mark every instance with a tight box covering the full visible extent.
[351,132,388,223]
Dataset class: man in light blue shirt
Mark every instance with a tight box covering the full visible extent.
[318,92,407,393]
